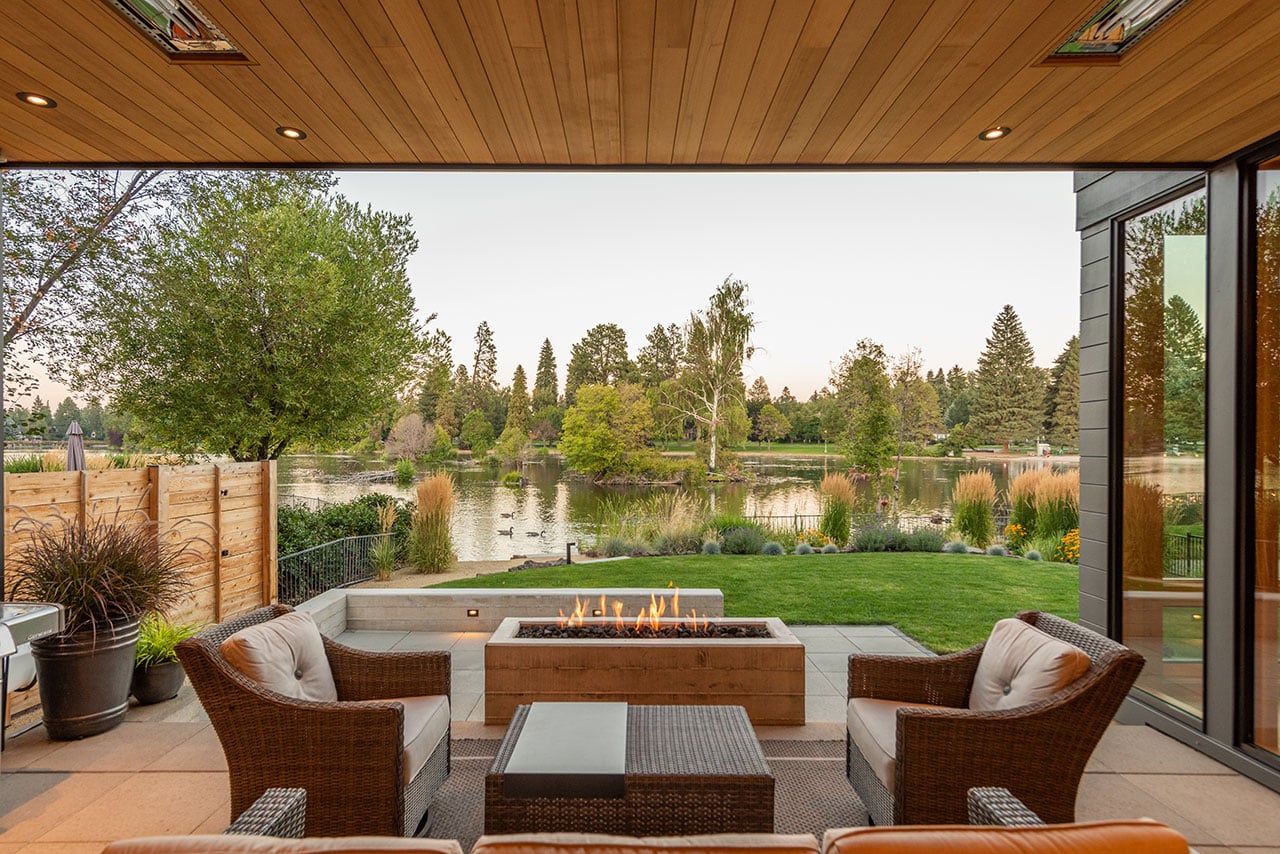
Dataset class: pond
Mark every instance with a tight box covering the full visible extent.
[277,453,1079,561]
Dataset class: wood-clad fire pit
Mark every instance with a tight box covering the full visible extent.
[485,592,805,725]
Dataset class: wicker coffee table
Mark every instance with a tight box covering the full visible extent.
[485,703,774,835]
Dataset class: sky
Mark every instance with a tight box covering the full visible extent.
[37,170,1081,405]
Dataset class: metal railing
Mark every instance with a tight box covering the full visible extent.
[1165,532,1205,578]
[277,533,392,606]
[278,493,336,511]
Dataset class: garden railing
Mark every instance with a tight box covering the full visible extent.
[1165,531,1205,578]
[277,533,392,606]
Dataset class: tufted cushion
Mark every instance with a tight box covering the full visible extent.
[220,611,338,703]
[392,694,451,784]
[969,618,1090,712]
[846,698,944,791]
[471,833,820,854]
[821,820,1188,854]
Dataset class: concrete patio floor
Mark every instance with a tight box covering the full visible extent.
[1,624,1278,852]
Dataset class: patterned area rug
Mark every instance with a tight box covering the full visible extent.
[427,739,867,851]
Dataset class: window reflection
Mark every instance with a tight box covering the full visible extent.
[1121,189,1207,718]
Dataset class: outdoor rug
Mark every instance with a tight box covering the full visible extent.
[428,739,868,851]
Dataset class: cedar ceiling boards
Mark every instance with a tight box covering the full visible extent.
[1,0,1277,168]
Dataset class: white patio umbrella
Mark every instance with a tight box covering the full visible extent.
[65,421,86,472]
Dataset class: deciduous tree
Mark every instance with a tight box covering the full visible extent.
[889,348,941,514]
[756,404,791,450]
[636,323,684,389]
[560,383,653,478]
[70,171,419,460]
[832,340,894,499]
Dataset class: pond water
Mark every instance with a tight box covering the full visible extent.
[277,453,1078,561]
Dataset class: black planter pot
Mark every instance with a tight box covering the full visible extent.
[130,660,185,705]
[31,616,140,740]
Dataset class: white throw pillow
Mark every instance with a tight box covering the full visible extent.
[220,611,338,703]
[969,618,1090,711]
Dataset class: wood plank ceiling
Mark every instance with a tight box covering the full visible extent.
[0,0,1276,168]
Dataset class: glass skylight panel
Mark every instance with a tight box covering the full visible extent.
[105,0,240,55]
[1054,0,1191,56]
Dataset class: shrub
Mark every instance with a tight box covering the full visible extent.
[951,470,996,548]
[501,471,523,487]
[819,474,856,547]
[943,540,969,554]
[898,528,944,552]
[762,541,784,555]
[1025,549,1043,561]
[394,459,415,486]
[853,526,893,552]
[603,536,632,557]
[795,543,814,555]
[723,526,766,555]
[407,474,455,573]
[1029,536,1062,560]
[821,544,839,554]
[707,513,761,535]
[762,524,798,552]
[277,494,411,556]
[1034,471,1079,537]
[986,544,1009,557]
[701,540,722,555]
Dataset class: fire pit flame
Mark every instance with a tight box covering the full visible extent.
[557,586,708,632]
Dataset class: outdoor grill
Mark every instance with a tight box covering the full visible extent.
[0,602,65,751]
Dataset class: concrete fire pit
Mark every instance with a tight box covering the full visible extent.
[484,616,805,725]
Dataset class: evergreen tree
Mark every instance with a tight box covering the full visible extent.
[50,396,81,439]
[636,323,684,389]
[944,365,973,428]
[969,305,1042,450]
[415,328,453,423]
[1164,297,1205,448]
[746,376,771,433]
[435,382,458,440]
[1043,336,1081,447]
[565,323,633,404]
[79,399,106,440]
[470,321,498,413]
[532,338,559,410]
[505,365,530,433]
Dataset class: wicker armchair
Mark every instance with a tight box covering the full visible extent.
[846,611,1143,826]
[177,605,451,837]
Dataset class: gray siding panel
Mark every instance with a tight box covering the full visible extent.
[1079,592,1106,634]
[1079,399,1107,426]
[1080,483,1108,509]
[1080,372,1107,402]
[1080,342,1108,375]
[1078,558,1108,598]
[1079,427,1107,456]
[1081,287,1108,321]
[1080,314,1108,344]
[1081,228,1110,266]
[1082,260,1110,293]
[1074,171,1111,193]
[1076,170,1203,230]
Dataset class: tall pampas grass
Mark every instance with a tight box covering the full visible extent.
[1034,470,1080,537]
[951,470,997,548]
[409,473,455,573]
[819,474,856,547]
[1008,469,1052,533]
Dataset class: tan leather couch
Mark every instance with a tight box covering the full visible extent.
[103,823,1189,854]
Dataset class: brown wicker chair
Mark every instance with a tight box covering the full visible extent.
[845,611,1143,826]
[177,605,451,837]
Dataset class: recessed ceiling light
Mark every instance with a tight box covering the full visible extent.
[978,126,1011,141]
[275,126,307,140]
[17,92,56,108]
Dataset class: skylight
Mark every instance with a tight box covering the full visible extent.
[104,0,241,56]
[1053,0,1191,57]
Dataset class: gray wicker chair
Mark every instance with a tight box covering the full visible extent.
[177,605,451,837]
[846,611,1143,826]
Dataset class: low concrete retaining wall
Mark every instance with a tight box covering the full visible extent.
[297,588,725,634]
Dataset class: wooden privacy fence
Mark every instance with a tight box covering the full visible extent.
[4,461,278,625]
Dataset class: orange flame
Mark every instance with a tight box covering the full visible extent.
[556,586,710,634]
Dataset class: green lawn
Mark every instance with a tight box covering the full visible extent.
[430,553,1079,653]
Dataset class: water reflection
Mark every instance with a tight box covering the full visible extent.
[277,454,1077,561]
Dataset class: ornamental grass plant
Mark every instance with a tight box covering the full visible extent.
[951,470,997,548]
[371,501,399,581]
[1034,470,1080,537]
[819,474,856,547]
[1008,468,1051,532]
[134,613,200,667]
[408,473,456,573]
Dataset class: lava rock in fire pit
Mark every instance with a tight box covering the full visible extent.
[515,623,771,640]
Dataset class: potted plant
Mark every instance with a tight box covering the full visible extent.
[131,613,200,705]
[5,507,194,739]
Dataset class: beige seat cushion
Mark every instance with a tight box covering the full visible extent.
[846,698,944,791]
[822,820,1189,854]
[102,835,464,853]
[220,611,338,703]
[391,694,451,785]
[969,618,1090,712]
[472,833,820,854]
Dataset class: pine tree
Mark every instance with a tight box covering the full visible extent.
[636,323,684,389]
[505,365,530,433]
[564,323,633,405]
[1163,297,1205,448]
[532,338,558,410]
[1043,336,1081,447]
[470,321,498,413]
[969,305,1042,450]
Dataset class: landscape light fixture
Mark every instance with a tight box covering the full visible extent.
[17,92,56,108]
[275,126,307,140]
[467,609,479,618]
[592,609,604,617]
[978,126,1011,141]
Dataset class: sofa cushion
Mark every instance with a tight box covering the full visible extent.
[472,833,819,854]
[968,618,1090,712]
[220,611,338,703]
[391,694,451,785]
[846,698,944,792]
[102,835,464,852]
[822,820,1188,854]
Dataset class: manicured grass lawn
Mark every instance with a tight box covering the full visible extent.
[430,552,1079,653]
